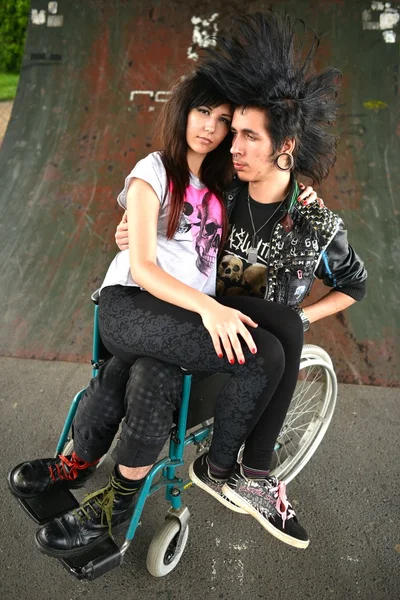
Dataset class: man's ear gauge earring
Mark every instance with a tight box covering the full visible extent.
[275,152,294,171]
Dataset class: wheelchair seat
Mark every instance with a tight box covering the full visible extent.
[180,372,230,430]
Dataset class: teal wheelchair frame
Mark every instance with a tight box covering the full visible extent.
[17,293,337,580]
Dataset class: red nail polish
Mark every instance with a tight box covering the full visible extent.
[239,359,245,364]
[218,353,223,358]
[229,359,235,364]
[251,348,257,354]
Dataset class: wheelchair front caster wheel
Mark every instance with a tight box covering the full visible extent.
[146,520,189,577]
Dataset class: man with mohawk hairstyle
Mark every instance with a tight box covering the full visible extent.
[188,10,366,546]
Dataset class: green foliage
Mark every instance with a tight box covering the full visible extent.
[0,72,20,100]
[0,0,30,73]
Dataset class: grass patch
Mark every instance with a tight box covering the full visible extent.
[0,72,19,101]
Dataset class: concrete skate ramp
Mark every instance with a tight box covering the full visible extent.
[0,0,399,385]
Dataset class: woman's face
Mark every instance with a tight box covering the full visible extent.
[186,104,232,155]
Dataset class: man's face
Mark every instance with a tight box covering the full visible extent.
[230,107,275,182]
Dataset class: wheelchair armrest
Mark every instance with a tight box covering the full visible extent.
[91,289,101,305]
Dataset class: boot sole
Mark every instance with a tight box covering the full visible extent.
[222,484,310,549]
[188,462,247,514]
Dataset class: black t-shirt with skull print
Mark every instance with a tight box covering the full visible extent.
[217,187,286,298]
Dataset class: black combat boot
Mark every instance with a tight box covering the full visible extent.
[35,468,142,557]
[8,452,100,499]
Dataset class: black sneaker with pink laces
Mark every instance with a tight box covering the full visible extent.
[7,452,99,499]
[222,464,309,548]
[189,453,247,514]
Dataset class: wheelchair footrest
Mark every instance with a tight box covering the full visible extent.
[17,488,79,525]
[58,537,122,580]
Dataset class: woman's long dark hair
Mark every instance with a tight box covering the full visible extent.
[156,73,233,240]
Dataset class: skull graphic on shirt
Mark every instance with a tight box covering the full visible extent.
[194,192,223,275]
[176,189,222,277]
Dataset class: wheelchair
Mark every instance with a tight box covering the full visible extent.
[16,291,337,580]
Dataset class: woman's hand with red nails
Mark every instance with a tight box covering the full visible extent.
[200,302,258,364]
[298,182,324,208]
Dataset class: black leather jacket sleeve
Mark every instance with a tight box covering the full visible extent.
[314,221,367,301]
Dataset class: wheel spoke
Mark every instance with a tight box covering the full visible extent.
[293,372,323,407]
[282,423,314,436]
[296,383,324,406]
[296,364,322,389]
[285,399,323,428]
[274,449,282,466]
[285,385,324,427]
[294,379,324,406]
[271,357,336,481]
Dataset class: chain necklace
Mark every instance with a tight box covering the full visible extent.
[247,193,284,264]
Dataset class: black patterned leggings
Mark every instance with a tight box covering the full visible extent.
[88,285,303,471]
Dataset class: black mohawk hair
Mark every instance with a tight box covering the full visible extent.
[197,11,342,183]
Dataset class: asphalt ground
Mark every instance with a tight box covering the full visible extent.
[0,357,399,600]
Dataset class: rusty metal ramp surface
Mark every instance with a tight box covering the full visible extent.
[0,1,399,385]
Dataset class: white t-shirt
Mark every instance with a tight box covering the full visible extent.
[100,152,223,296]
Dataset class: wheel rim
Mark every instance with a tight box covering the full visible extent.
[163,533,180,565]
[270,358,337,483]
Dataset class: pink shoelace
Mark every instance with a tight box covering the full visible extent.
[273,480,293,530]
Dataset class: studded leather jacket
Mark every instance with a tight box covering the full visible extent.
[222,180,367,307]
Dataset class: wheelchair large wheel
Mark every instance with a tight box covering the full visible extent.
[269,344,337,484]
[146,519,189,577]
